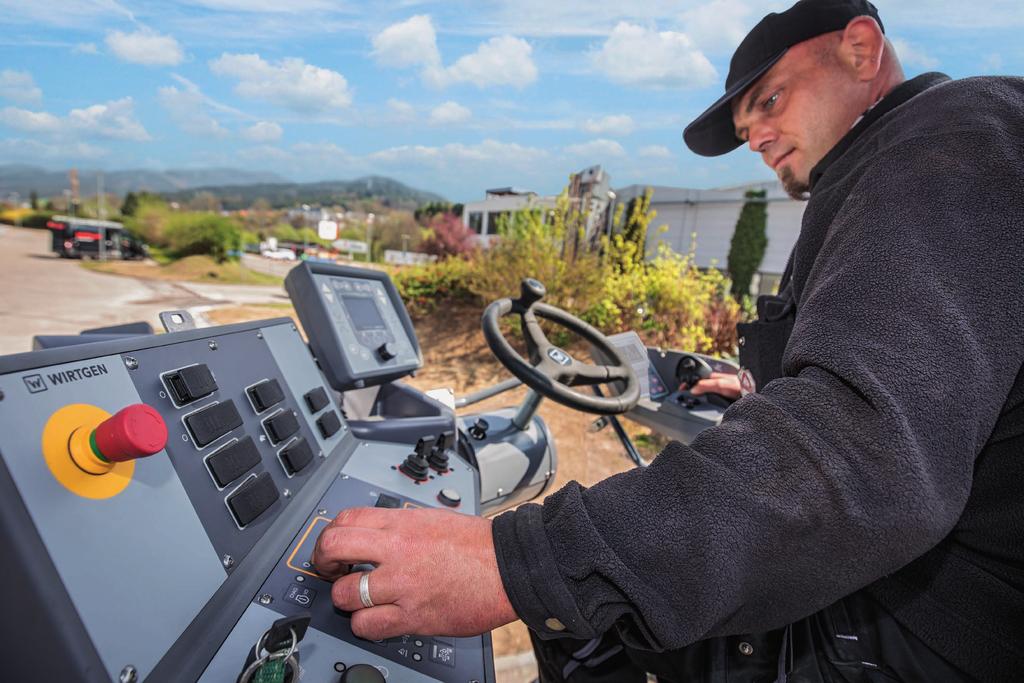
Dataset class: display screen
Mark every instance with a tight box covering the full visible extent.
[343,296,386,330]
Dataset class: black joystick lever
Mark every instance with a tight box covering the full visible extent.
[468,418,489,440]
[512,278,546,312]
[399,437,432,481]
[427,431,454,472]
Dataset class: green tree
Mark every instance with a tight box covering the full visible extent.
[29,190,38,210]
[609,188,656,273]
[727,189,768,300]
[121,192,139,217]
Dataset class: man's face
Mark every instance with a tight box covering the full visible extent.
[731,41,863,199]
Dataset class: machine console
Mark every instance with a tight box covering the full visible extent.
[0,266,495,682]
[286,262,422,392]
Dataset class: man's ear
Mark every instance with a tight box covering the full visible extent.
[838,16,885,80]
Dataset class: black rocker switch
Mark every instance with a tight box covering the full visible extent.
[264,410,300,444]
[226,472,279,527]
[280,438,314,475]
[167,364,217,405]
[304,387,329,413]
[399,437,432,481]
[185,400,242,448]
[248,379,285,413]
[427,431,454,472]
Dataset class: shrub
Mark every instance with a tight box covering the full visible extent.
[420,213,478,259]
[727,189,768,300]
[392,257,475,317]
[165,213,242,262]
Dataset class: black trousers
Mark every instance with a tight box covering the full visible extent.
[530,591,971,683]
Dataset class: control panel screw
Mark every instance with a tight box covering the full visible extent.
[222,554,234,569]
[341,474,349,480]
[208,341,218,351]
[291,324,298,331]
[282,488,292,499]
[256,331,263,339]
[124,357,139,370]
[318,509,328,516]
[738,642,754,656]
[258,594,273,605]
[119,665,138,683]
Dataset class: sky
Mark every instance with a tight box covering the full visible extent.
[0,1,1022,202]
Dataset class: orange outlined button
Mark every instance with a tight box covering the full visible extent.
[286,515,331,579]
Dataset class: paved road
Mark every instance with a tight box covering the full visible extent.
[0,226,286,356]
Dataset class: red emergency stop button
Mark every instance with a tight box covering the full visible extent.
[92,404,168,463]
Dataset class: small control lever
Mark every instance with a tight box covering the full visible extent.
[468,418,489,440]
[399,437,432,481]
[427,431,454,473]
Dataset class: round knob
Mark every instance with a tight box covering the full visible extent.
[93,404,168,462]
[468,418,489,441]
[376,342,396,361]
[341,663,386,683]
[438,488,461,508]
[514,278,546,310]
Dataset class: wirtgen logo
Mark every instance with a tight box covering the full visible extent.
[23,374,47,393]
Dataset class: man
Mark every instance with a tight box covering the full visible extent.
[313,1,1024,680]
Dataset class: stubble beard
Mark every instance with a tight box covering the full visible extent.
[779,166,811,201]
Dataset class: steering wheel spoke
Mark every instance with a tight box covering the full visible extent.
[521,311,553,365]
[563,362,622,387]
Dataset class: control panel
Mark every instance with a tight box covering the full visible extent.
[286,262,422,391]
[0,314,493,682]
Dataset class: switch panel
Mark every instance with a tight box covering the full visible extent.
[165,364,218,405]
[226,472,279,527]
[247,379,284,413]
[206,437,261,488]
[263,410,300,445]
[185,400,243,448]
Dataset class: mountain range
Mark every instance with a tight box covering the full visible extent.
[0,165,447,209]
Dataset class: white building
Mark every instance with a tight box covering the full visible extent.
[612,181,805,295]
[461,187,557,246]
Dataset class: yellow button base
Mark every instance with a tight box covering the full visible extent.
[41,404,135,499]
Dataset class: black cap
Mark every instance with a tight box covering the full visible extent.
[683,0,884,157]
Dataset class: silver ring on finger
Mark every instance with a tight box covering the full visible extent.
[359,571,374,609]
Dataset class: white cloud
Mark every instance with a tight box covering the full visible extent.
[0,107,61,134]
[158,84,228,137]
[592,22,716,89]
[68,97,150,141]
[369,139,548,168]
[639,144,672,158]
[890,39,939,70]
[386,98,416,123]
[429,36,537,89]
[429,100,471,125]
[106,28,184,66]
[185,0,335,12]
[678,0,755,53]
[73,42,98,54]
[372,15,440,68]
[210,53,352,112]
[564,138,626,159]
[0,70,42,104]
[582,114,634,135]
[0,97,148,142]
[0,137,108,161]
[242,121,283,142]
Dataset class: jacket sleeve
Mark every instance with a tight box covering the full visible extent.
[492,130,1024,649]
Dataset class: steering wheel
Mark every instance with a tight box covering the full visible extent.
[481,279,641,415]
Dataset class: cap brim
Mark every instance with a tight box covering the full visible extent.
[683,49,787,157]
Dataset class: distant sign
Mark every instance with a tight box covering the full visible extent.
[384,250,438,266]
[332,238,368,254]
[318,220,339,240]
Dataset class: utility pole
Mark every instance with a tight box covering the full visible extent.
[97,172,106,219]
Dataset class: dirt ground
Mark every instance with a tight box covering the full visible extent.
[206,303,672,668]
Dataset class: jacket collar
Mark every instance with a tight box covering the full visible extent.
[809,72,951,191]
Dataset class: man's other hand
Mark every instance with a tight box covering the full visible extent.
[686,372,743,400]
[311,506,518,641]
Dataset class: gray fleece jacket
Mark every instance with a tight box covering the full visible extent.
[492,73,1024,680]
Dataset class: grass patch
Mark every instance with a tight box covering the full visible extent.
[82,255,283,286]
